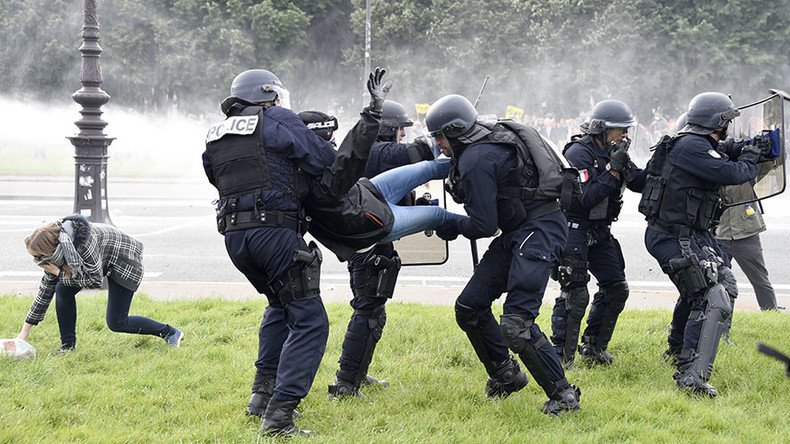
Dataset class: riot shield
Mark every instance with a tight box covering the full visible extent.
[721,94,786,207]
[393,179,450,266]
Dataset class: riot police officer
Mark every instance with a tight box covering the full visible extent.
[426,94,581,415]
[202,68,387,436]
[549,100,646,367]
[639,92,767,396]
[327,99,436,398]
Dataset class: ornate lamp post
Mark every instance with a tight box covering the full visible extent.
[68,0,114,224]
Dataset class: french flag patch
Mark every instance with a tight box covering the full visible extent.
[579,169,590,183]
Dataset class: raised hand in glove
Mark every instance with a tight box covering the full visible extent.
[367,67,392,116]
[436,218,460,241]
[607,144,631,173]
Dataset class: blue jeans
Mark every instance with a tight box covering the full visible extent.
[370,159,467,243]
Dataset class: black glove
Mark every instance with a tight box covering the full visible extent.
[367,67,392,116]
[607,144,630,173]
[436,219,460,241]
[621,160,641,183]
[407,137,435,162]
[738,143,761,164]
[719,137,747,159]
[753,134,772,158]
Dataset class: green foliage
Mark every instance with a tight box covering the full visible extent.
[1,295,789,442]
[0,0,788,120]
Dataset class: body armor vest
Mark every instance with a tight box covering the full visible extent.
[205,106,309,233]
[564,135,625,223]
[640,135,720,232]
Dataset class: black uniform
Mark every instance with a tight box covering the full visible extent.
[550,135,645,364]
[202,104,336,409]
[330,138,434,395]
[642,132,757,395]
[446,129,580,412]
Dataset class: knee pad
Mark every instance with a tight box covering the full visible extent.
[499,314,534,353]
[705,283,733,319]
[363,306,387,341]
[564,288,590,319]
[601,281,629,311]
[717,266,738,301]
[455,301,485,331]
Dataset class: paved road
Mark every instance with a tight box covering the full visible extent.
[2,176,790,311]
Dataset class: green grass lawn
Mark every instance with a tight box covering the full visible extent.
[1,295,788,443]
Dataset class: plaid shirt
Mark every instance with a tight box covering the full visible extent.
[26,221,144,325]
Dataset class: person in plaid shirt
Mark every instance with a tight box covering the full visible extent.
[15,214,183,351]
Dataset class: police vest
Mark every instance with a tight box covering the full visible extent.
[447,121,579,231]
[563,135,626,223]
[638,134,721,233]
[204,107,309,233]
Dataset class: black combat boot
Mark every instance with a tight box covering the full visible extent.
[541,385,581,415]
[662,346,682,366]
[579,336,613,365]
[674,369,718,397]
[485,356,529,398]
[260,398,312,437]
[245,375,275,417]
[328,371,366,400]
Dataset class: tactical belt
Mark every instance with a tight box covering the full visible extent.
[647,221,696,238]
[526,201,562,221]
[221,210,308,234]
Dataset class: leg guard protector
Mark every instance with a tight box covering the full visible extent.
[560,288,589,365]
[456,301,507,376]
[500,314,567,400]
[586,281,629,352]
[675,283,732,397]
[718,266,738,343]
[330,306,387,398]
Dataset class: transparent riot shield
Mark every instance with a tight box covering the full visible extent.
[721,94,786,207]
[393,179,450,266]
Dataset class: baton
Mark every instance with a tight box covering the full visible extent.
[467,75,490,269]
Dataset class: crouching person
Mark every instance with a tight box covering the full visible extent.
[16,215,183,352]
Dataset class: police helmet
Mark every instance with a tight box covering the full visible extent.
[298,111,338,141]
[674,112,688,133]
[684,92,739,132]
[425,94,478,139]
[379,100,414,138]
[220,69,291,115]
[582,100,636,135]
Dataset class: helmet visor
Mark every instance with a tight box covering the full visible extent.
[264,84,291,109]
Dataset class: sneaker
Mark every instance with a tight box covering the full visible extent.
[361,374,389,388]
[579,343,613,365]
[541,385,581,415]
[674,371,718,397]
[164,327,184,347]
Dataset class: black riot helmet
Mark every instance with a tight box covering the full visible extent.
[298,111,338,141]
[425,94,478,139]
[683,92,740,133]
[674,112,688,133]
[379,100,414,140]
[220,69,291,115]
[581,100,636,135]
